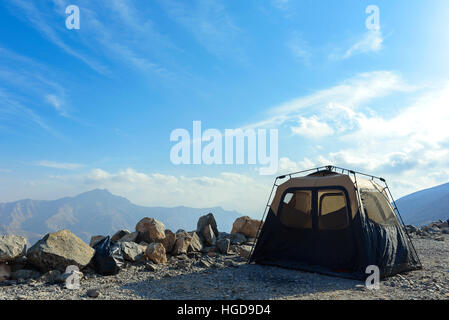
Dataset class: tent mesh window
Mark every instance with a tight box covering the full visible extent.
[280,190,312,229]
[318,190,349,230]
[360,188,398,226]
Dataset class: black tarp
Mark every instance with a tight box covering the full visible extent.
[250,207,421,280]
[92,236,124,276]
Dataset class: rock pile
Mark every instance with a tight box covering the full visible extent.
[0,213,263,287]
[405,219,449,241]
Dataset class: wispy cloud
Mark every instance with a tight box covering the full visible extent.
[0,89,61,137]
[246,71,415,130]
[6,0,108,74]
[330,30,384,60]
[157,0,244,61]
[36,160,84,170]
[343,30,384,59]
[287,32,312,65]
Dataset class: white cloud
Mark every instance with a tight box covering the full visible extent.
[291,116,334,138]
[343,30,384,59]
[246,71,415,130]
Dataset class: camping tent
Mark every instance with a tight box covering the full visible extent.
[249,166,422,280]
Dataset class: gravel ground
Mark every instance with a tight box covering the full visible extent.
[0,236,448,300]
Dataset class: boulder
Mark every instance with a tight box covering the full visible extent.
[146,242,167,264]
[111,230,130,242]
[197,213,219,237]
[188,232,203,252]
[216,238,230,254]
[26,230,95,272]
[120,242,144,262]
[172,233,191,255]
[0,235,27,262]
[202,224,216,246]
[0,263,11,281]
[136,218,166,243]
[161,230,176,253]
[231,216,263,238]
[235,245,253,259]
[119,231,139,243]
[89,235,106,247]
[230,233,247,245]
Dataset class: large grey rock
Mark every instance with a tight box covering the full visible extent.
[120,242,144,262]
[0,235,27,262]
[136,218,166,243]
[197,213,219,238]
[231,216,263,238]
[187,232,203,252]
[202,225,216,246]
[26,230,95,272]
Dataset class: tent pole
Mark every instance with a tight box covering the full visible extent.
[247,176,280,263]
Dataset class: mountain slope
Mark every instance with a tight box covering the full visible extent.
[396,182,449,226]
[0,189,243,245]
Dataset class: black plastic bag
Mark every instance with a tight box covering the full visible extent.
[92,236,124,276]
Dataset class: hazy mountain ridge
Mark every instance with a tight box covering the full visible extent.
[0,189,243,244]
[397,182,449,226]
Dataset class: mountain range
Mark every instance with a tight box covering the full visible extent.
[0,189,243,245]
[397,182,449,226]
[1,181,448,245]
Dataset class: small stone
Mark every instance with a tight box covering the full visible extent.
[144,263,158,272]
[87,289,100,298]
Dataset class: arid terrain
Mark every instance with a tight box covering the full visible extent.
[0,235,447,300]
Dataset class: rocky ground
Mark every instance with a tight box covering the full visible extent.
[0,234,447,300]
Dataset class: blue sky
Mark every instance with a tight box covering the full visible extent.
[1,0,449,217]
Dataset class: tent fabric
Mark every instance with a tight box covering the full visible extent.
[250,170,422,280]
